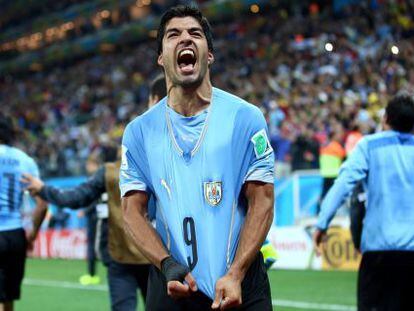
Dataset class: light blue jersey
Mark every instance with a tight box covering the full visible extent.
[317,131,414,253]
[120,87,274,298]
[0,144,39,231]
[167,106,208,158]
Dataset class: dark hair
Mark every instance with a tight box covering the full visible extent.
[156,5,213,55]
[386,94,414,133]
[150,74,167,99]
[0,113,15,145]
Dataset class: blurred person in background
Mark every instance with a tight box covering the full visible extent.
[22,74,167,311]
[313,94,414,311]
[317,127,345,214]
[46,203,70,229]
[270,121,292,179]
[290,127,319,172]
[344,123,363,157]
[0,113,48,311]
[78,153,101,286]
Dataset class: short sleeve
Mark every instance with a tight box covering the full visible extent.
[119,123,151,197]
[240,106,275,184]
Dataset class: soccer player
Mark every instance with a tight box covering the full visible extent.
[120,6,275,310]
[313,94,414,310]
[0,113,47,311]
[22,74,166,311]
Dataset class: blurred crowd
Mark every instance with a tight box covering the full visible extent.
[1,1,413,177]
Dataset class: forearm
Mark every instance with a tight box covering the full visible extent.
[229,183,274,280]
[32,197,48,234]
[39,184,99,209]
[318,143,368,230]
[317,173,359,230]
[37,168,105,208]
[122,193,169,269]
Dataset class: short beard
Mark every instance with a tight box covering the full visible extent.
[168,63,207,89]
[177,76,203,89]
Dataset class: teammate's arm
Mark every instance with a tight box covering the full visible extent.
[212,181,274,309]
[313,138,368,255]
[22,167,106,208]
[122,190,197,298]
[26,196,48,250]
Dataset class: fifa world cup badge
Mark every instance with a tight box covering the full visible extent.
[204,181,222,206]
[251,129,272,159]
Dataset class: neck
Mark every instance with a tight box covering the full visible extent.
[167,76,212,117]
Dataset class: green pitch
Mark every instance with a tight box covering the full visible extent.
[16,259,357,311]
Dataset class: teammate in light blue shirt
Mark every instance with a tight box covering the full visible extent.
[313,94,414,310]
[120,6,274,310]
[0,146,39,232]
[0,114,47,309]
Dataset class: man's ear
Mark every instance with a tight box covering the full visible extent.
[382,113,390,130]
[158,54,164,66]
[207,52,214,66]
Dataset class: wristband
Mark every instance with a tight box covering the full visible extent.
[161,256,190,283]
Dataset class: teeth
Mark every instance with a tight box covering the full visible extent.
[179,49,194,58]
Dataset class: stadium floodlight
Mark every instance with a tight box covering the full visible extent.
[391,45,399,55]
[250,4,260,13]
[325,42,333,52]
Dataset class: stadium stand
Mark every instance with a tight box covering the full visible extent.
[0,0,413,178]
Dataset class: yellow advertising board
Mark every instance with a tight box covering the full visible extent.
[321,226,361,271]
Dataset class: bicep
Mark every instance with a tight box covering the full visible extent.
[243,181,274,208]
[122,190,149,217]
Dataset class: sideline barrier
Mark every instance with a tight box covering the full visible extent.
[320,227,361,271]
[30,229,86,259]
[31,225,361,271]
[268,225,360,271]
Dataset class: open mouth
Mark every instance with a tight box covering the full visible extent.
[177,49,197,73]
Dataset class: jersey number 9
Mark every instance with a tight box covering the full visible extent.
[183,217,198,270]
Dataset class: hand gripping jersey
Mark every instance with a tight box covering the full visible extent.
[120,88,274,298]
[0,144,39,231]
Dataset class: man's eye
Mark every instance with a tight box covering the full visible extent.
[192,32,202,37]
[168,33,178,38]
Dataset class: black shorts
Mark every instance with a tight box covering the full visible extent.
[358,251,414,311]
[0,228,27,302]
[146,252,272,311]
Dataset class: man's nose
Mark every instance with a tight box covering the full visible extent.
[179,31,192,44]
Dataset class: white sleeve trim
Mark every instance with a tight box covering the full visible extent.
[244,169,274,184]
[120,182,148,197]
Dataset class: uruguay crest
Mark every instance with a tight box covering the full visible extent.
[204,181,222,206]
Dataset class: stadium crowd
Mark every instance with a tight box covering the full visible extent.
[1,1,413,177]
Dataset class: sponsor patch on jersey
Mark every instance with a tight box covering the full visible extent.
[251,129,272,159]
[204,181,222,206]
